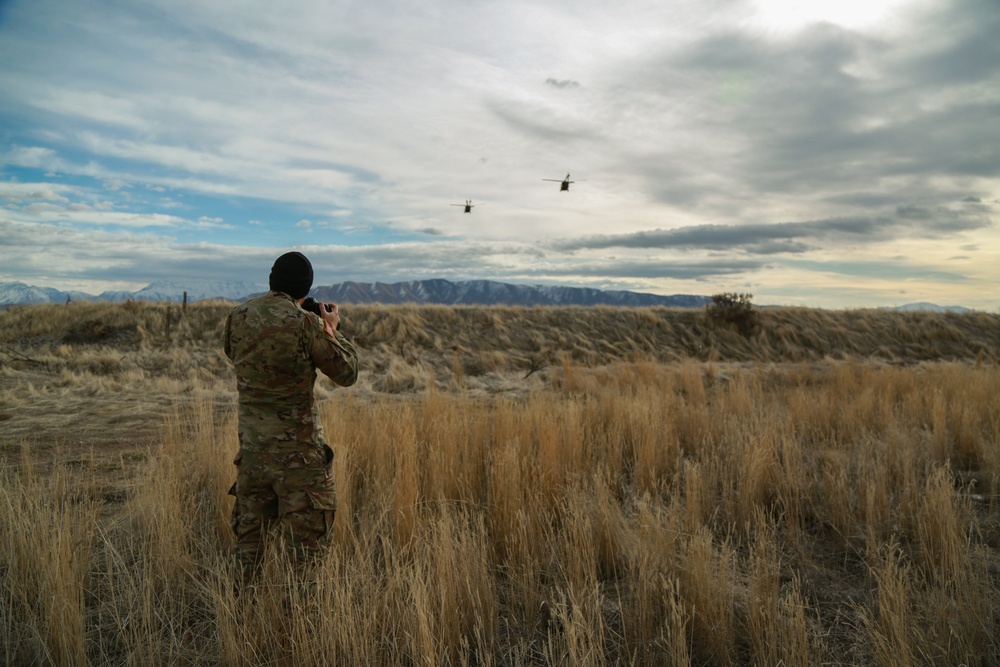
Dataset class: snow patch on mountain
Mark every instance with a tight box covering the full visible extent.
[0,280,267,305]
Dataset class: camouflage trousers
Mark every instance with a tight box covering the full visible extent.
[229,441,337,571]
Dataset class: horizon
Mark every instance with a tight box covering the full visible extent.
[1,0,998,311]
[0,276,982,311]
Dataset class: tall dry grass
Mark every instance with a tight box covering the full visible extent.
[1,352,998,664]
[1,301,999,664]
[3,301,998,393]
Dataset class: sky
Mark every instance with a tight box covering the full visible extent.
[0,0,998,310]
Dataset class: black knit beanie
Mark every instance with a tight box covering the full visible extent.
[268,251,313,299]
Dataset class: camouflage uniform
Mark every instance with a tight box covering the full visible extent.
[224,291,358,568]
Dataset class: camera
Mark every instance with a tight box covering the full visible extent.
[301,297,326,316]
[302,297,341,330]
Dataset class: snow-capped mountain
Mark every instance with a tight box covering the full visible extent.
[0,280,266,305]
[125,280,268,303]
[0,282,84,305]
[885,302,972,313]
[0,279,977,310]
[311,280,712,308]
[0,279,710,308]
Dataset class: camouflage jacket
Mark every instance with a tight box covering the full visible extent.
[224,291,358,452]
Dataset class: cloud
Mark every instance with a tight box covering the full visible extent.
[780,258,968,283]
[32,89,148,131]
[487,99,596,144]
[0,0,997,310]
[545,78,579,89]
[1,146,62,169]
[520,258,766,281]
[0,218,552,287]
[596,3,1000,227]
[554,205,993,254]
[0,181,71,204]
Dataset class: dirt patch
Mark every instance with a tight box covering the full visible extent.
[62,321,140,347]
[0,362,228,497]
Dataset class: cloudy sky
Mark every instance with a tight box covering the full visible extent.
[1,0,997,309]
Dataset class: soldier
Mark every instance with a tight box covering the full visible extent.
[224,251,358,574]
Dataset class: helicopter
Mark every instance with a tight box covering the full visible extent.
[542,173,582,191]
[450,199,476,213]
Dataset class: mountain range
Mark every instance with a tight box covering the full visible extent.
[0,279,711,308]
[0,280,973,312]
[0,280,266,305]
[310,280,712,308]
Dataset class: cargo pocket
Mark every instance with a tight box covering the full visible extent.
[306,483,337,547]
[229,487,241,538]
[306,484,337,512]
[228,452,241,534]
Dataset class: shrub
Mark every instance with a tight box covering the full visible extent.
[706,292,759,336]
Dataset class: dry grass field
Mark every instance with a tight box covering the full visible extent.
[1,300,998,665]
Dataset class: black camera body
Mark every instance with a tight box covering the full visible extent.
[301,297,326,316]
[301,297,341,331]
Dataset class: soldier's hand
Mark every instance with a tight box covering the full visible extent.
[321,302,340,333]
